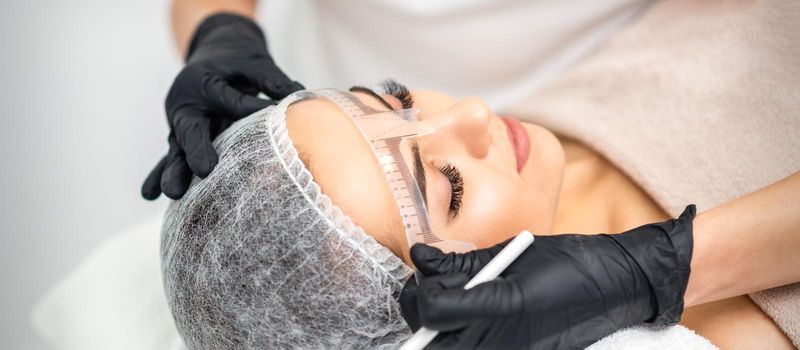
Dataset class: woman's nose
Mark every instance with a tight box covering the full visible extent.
[422,97,492,158]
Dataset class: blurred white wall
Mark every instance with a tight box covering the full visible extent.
[0,0,178,348]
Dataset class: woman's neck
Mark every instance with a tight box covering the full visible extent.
[552,137,668,234]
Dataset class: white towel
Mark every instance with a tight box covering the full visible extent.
[30,215,186,350]
[587,326,715,350]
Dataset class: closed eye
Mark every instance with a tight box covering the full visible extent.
[348,79,414,110]
[381,79,414,109]
[440,163,464,222]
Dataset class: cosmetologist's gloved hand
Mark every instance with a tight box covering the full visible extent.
[142,13,304,200]
[399,205,696,350]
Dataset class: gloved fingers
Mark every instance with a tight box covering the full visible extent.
[399,274,488,335]
[254,68,304,100]
[141,155,167,200]
[427,324,491,350]
[399,275,422,331]
[415,273,472,332]
[417,274,517,332]
[172,112,218,178]
[427,329,468,350]
[161,134,194,199]
[203,73,274,119]
[410,242,504,278]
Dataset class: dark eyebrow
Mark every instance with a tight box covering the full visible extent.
[410,140,428,207]
[349,86,394,110]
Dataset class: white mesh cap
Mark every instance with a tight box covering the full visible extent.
[160,93,413,349]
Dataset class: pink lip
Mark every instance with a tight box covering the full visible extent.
[501,117,530,173]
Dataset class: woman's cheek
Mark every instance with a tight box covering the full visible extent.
[459,180,528,248]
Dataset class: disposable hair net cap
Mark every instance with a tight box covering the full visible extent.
[160,92,413,349]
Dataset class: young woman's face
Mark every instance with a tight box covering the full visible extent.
[286,85,565,264]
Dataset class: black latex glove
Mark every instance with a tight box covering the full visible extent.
[400,205,696,350]
[142,13,304,200]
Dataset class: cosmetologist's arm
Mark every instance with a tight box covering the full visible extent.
[686,171,800,307]
[171,0,258,56]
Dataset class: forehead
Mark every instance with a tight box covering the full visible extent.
[283,94,407,259]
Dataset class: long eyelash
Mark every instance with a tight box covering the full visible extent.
[440,164,464,220]
[380,79,414,109]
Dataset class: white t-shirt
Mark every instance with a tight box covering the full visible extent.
[259,0,652,109]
